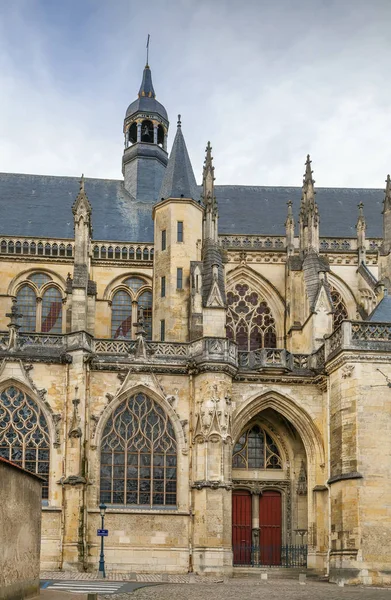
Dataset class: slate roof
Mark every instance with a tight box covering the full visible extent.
[125,65,168,123]
[159,122,199,202]
[368,292,391,322]
[0,173,385,242]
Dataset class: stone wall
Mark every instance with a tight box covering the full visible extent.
[0,458,43,600]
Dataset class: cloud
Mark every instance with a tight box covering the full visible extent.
[0,0,390,187]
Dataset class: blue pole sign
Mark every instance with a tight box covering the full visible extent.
[97,529,108,536]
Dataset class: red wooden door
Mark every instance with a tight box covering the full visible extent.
[232,490,252,565]
[259,490,282,565]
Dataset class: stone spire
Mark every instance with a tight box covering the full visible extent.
[299,155,319,256]
[285,200,295,256]
[202,142,218,243]
[159,116,198,201]
[71,174,94,331]
[356,202,366,264]
[382,174,391,255]
[200,141,226,311]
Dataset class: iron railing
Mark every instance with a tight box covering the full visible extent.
[233,544,307,568]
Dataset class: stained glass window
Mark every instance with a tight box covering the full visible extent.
[100,393,177,507]
[111,291,132,339]
[42,287,62,333]
[233,425,282,470]
[123,277,146,293]
[330,288,348,329]
[17,285,37,332]
[226,283,277,351]
[0,386,50,498]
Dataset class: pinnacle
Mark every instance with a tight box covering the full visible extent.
[203,140,215,180]
[303,154,315,185]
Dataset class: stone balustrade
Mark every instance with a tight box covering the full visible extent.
[325,321,391,360]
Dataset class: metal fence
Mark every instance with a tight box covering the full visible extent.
[233,544,307,568]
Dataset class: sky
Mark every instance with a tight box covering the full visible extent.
[0,0,390,188]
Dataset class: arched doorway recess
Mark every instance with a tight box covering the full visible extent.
[232,408,308,567]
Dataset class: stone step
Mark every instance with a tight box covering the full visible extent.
[233,567,327,580]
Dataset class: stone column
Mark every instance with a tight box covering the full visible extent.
[137,122,141,142]
[251,491,260,565]
[60,334,92,571]
[191,371,233,575]
[153,125,158,145]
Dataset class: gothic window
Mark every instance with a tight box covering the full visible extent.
[123,276,146,292]
[111,291,132,339]
[100,392,177,507]
[28,273,51,288]
[111,277,152,340]
[226,283,277,351]
[17,285,37,332]
[330,288,348,329]
[16,275,63,333]
[232,425,282,470]
[41,287,63,333]
[0,386,50,498]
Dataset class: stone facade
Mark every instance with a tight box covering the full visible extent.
[0,458,43,600]
[1,62,391,587]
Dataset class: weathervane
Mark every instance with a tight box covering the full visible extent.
[146,34,150,66]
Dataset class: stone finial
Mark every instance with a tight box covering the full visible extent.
[299,154,319,255]
[177,114,181,128]
[285,201,295,256]
[79,173,85,193]
[303,154,315,186]
[6,297,23,352]
[356,202,366,230]
[384,174,391,212]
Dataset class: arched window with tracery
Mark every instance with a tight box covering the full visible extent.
[16,273,63,333]
[226,283,277,351]
[17,285,37,332]
[0,386,50,498]
[111,291,132,339]
[100,392,177,507]
[233,424,282,470]
[111,277,152,340]
[42,287,62,333]
[330,287,348,329]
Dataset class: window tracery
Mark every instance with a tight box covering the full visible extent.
[0,386,50,498]
[111,277,152,340]
[100,393,177,507]
[16,274,63,334]
[226,283,277,351]
[232,424,282,470]
[330,287,348,328]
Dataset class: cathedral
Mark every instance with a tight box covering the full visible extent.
[1,60,391,586]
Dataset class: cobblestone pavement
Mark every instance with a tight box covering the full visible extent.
[97,580,391,600]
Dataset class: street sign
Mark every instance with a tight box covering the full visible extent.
[97,529,108,536]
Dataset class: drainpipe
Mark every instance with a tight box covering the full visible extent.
[326,375,331,577]
[188,370,195,573]
[59,361,70,570]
